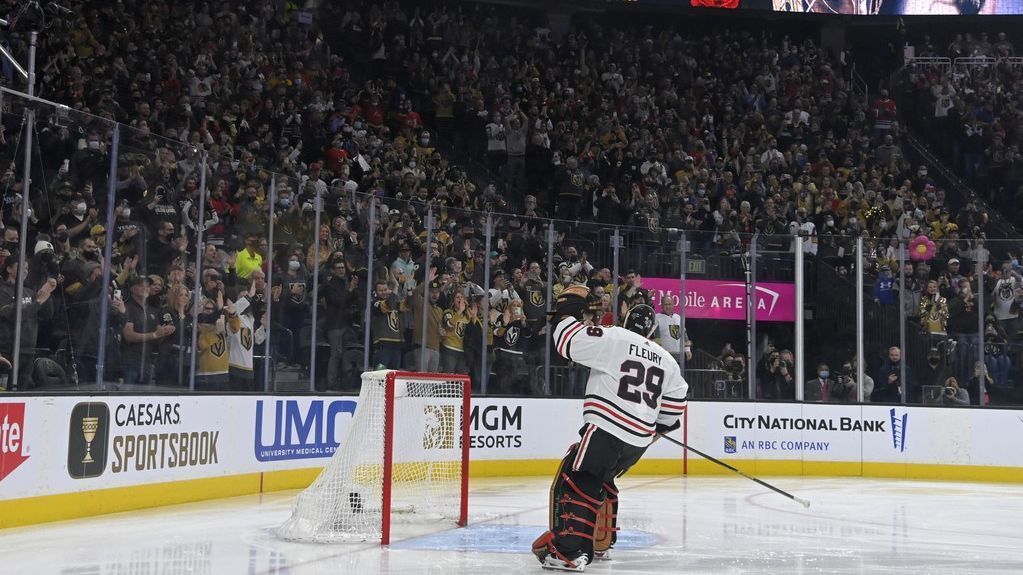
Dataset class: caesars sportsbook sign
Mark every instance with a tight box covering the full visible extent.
[643,277,795,322]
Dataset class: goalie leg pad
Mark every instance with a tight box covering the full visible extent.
[593,480,619,559]
[541,444,604,564]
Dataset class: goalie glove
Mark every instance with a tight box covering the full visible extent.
[547,284,591,324]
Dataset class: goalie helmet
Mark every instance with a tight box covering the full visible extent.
[622,304,657,339]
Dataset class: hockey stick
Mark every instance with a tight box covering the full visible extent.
[657,433,811,508]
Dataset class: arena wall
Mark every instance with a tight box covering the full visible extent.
[1,396,1020,528]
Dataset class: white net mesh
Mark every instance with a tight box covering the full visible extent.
[275,370,467,543]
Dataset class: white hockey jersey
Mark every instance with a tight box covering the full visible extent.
[553,317,688,447]
[655,312,683,354]
[228,307,267,372]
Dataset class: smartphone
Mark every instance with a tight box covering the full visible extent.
[113,289,122,299]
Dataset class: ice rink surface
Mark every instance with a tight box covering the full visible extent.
[3,475,1023,574]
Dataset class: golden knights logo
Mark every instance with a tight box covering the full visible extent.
[570,172,584,187]
[669,324,681,340]
[529,289,544,307]
[505,326,520,346]
[240,327,253,350]
[210,334,227,357]
[454,321,466,338]
[423,405,456,450]
[387,311,400,332]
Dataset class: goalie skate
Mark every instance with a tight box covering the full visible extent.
[592,548,612,561]
[540,553,589,572]
[532,531,588,571]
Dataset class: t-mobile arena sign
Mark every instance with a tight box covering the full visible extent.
[643,278,796,322]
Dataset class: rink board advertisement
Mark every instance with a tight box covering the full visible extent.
[2,396,1022,528]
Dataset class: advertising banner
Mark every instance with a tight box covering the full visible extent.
[618,0,1023,16]
[643,277,796,322]
[3,396,1022,515]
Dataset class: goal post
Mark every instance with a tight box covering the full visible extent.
[276,370,471,545]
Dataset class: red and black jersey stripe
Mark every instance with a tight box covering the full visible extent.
[660,395,688,416]
[583,395,656,439]
[556,320,584,361]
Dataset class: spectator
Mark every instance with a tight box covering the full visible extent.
[873,346,910,403]
[194,298,228,390]
[990,268,1021,340]
[407,272,443,373]
[505,108,529,195]
[873,262,897,305]
[322,258,360,388]
[370,279,405,369]
[485,112,507,175]
[0,255,56,389]
[947,277,980,383]
[278,252,310,366]
[805,363,835,402]
[655,297,690,363]
[235,234,264,283]
[121,275,175,387]
[441,291,470,374]
[492,297,532,394]
[982,321,1012,389]
[462,296,486,391]
[919,280,949,336]
[155,283,191,388]
[226,295,265,391]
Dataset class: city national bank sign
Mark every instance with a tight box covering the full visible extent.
[720,410,909,455]
[643,278,796,322]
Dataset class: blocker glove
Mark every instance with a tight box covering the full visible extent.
[548,284,591,323]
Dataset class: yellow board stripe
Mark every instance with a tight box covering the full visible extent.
[2,459,1021,529]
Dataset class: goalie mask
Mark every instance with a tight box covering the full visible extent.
[623,304,656,338]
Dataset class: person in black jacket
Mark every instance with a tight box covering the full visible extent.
[946,278,980,384]
[321,259,359,389]
[873,346,912,403]
[462,296,485,391]
[72,261,128,384]
[492,299,532,394]
[0,254,57,389]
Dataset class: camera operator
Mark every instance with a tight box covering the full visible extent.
[940,376,970,406]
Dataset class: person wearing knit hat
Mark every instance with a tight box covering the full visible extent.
[34,240,55,255]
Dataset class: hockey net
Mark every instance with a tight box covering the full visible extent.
[276,370,470,544]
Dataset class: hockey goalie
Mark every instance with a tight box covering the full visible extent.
[532,285,689,571]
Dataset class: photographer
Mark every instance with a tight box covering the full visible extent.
[829,362,859,403]
[757,346,795,400]
[940,377,970,406]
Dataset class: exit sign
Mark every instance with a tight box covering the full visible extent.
[687,258,706,275]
